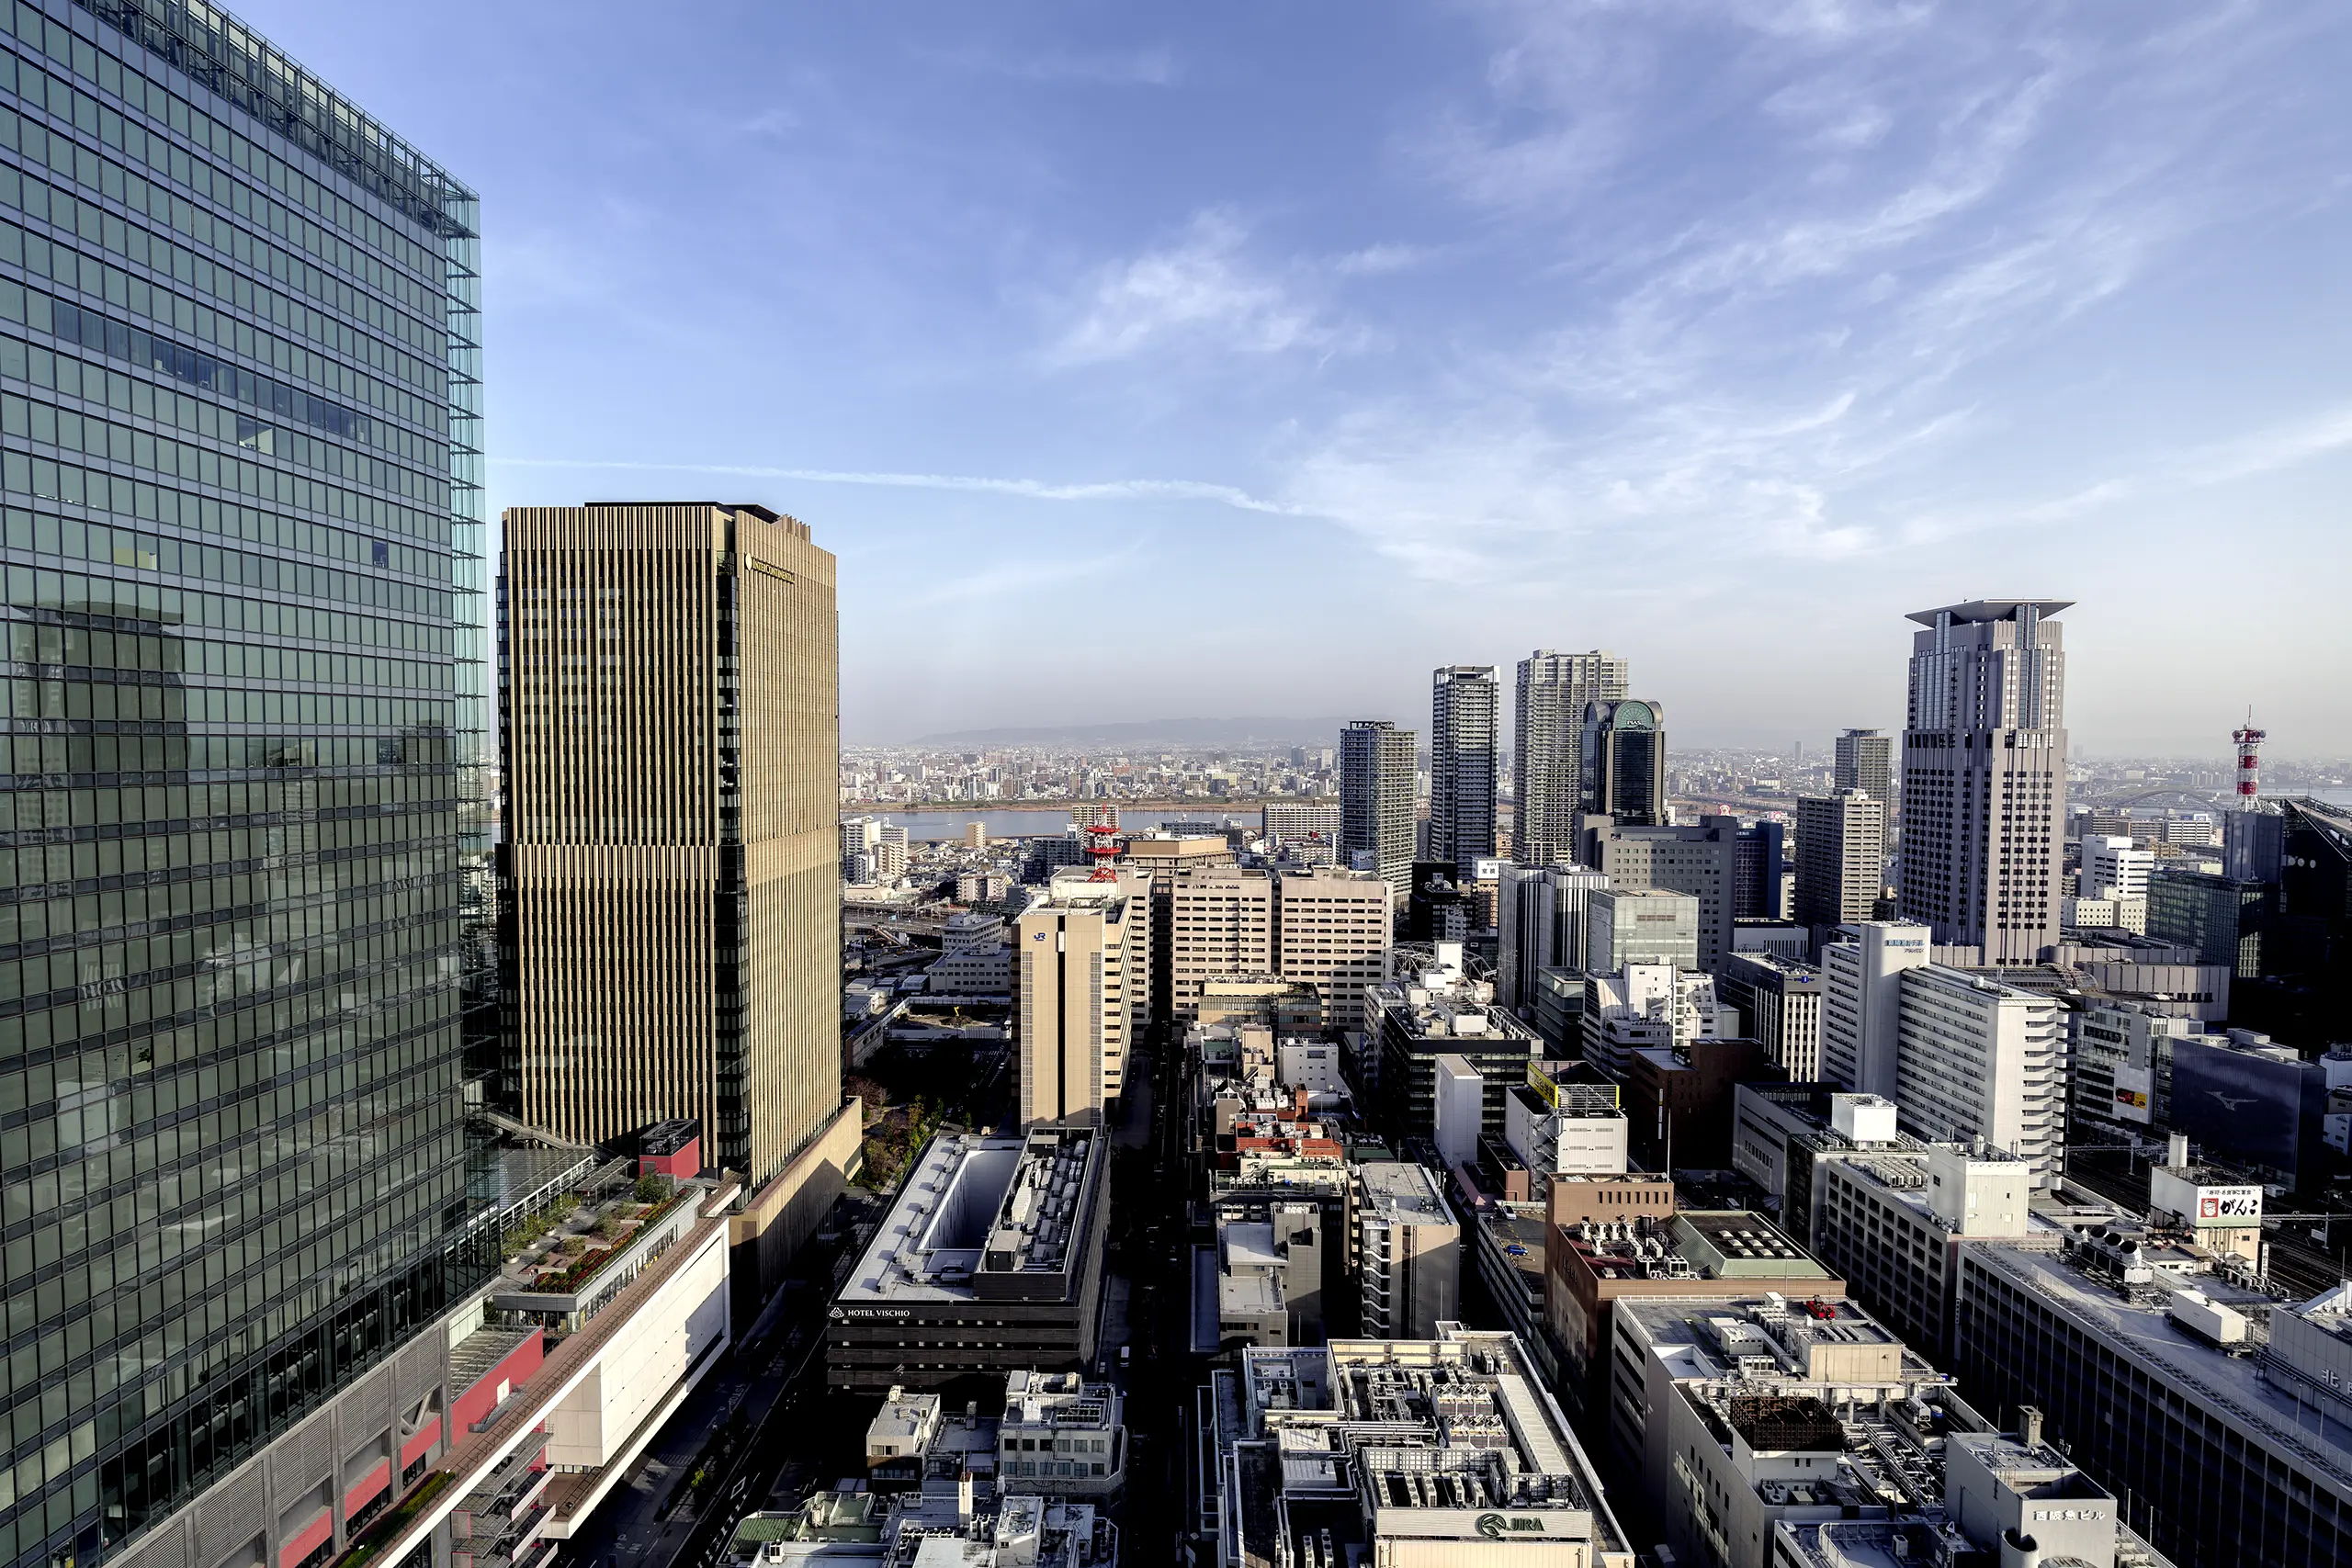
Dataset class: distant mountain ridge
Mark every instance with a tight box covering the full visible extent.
[910,716,1413,747]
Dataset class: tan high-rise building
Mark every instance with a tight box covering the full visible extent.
[1122,833,1237,1019]
[1016,876,1144,1125]
[502,502,857,1274]
[1795,790,1888,931]
[1275,870,1395,1032]
[1171,868,1277,1021]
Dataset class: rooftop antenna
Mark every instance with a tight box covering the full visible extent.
[2233,709,2266,811]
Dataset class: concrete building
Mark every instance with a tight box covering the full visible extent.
[1611,1294,1956,1568]
[1366,960,1540,1143]
[1433,1053,1487,1168]
[1580,698,1668,828]
[1581,963,1728,1081]
[1729,1088,1914,1243]
[829,1127,1111,1393]
[1834,727,1896,816]
[1514,649,1633,869]
[1201,1329,1635,1568]
[1794,791,1886,932]
[1497,864,1611,1015]
[1505,1082,1632,1175]
[1716,952,1826,1080]
[1120,832,1232,1021]
[1624,1036,1775,1170]
[1896,600,2071,964]
[1894,966,2065,1179]
[1819,920,1931,1098]
[1206,1202,1328,1350]
[1261,800,1341,844]
[1273,869,1394,1032]
[2083,834,2154,903]
[1430,664,1501,874]
[1545,1210,1841,1410]
[503,502,858,1291]
[1340,718,1418,904]
[1587,885,1703,973]
[1170,867,1276,1021]
[2168,1031,2352,1193]
[1735,819,1789,920]
[1809,1142,2034,1363]
[1356,1162,1461,1338]
[1579,816,1741,971]
[1956,1228,2352,1566]
[2072,1000,2203,1133]
[1016,876,1145,1125]
[996,1371,1127,1499]
[2146,867,2269,977]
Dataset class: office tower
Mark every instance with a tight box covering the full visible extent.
[1513,649,1629,868]
[0,6,492,1562]
[1819,920,1931,1096]
[1365,966,1539,1143]
[1896,600,2069,964]
[1733,818,1784,919]
[1833,727,1894,813]
[1579,815,1739,970]
[1715,952,1826,1080]
[1339,718,1415,903]
[2145,867,2268,977]
[1496,863,1609,1014]
[1170,867,1274,1021]
[1117,831,1225,1021]
[1578,697,1667,827]
[1893,966,2064,1178]
[1427,664,1498,874]
[1272,869,1391,1032]
[2080,833,2151,900]
[1794,791,1886,931]
[1015,878,1140,1124]
[1585,886,1702,972]
[503,504,855,1258]
[1580,964,1726,1079]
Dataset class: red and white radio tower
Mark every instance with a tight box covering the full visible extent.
[1075,805,1123,880]
[2233,711,2265,810]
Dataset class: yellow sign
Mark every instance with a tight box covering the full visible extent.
[742,556,797,586]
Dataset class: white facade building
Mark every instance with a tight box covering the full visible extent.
[1894,966,2065,1179]
[1820,920,1930,1098]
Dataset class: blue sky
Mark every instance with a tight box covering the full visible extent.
[243,0,2351,753]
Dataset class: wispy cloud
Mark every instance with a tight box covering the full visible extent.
[1045,210,1357,367]
[488,456,1317,516]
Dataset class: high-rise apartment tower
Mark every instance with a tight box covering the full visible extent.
[1834,728,1895,814]
[1794,790,1886,931]
[1428,664,1498,875]
[1895,601,2068,964]
[0,6,492,1563]
[502,503,854,1259]
[1513,649,1628,868]
[1340,718,1416,904]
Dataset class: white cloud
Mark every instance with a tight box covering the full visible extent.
[1046,210,1353,367]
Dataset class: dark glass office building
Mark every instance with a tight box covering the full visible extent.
[0,3,485,1565]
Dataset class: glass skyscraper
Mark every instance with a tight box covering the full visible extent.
[0,3,485,1565]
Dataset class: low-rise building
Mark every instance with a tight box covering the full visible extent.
[1807,1141,2035,1364]
[1205,1202,1329,1351]
[829,1126,1111,1393]
[1505,1081,1631,1176]
[1366,959,1541,1143]
[1200,1328,1635,1568]
[997,1371,1126,1498]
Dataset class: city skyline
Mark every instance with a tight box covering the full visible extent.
[228,0,2352,754]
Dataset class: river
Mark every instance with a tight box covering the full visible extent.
[842,807,1269,841]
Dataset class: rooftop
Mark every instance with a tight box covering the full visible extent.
[839,1127,1104,1303]
[1905,598,2074,626]
[1357,1161,1452,1224]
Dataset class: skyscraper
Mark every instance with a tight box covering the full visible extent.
[1578,697,1667,828]
[1015,875,1141,1125]
[502,502,856,1276]
[1340,718,1415,904]
[1895,601,2070,964]
[1833,727,1894,814]
[1512,649,1628,869]
[0,6,490,1562]
[1794,790,1887,931]
[1428,664,1498,874]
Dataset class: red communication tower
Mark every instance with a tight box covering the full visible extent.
[1074,806,1123,880]
[2233,712,2266,809]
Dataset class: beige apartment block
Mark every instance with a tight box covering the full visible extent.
[1171,868,1276,1021]
[1275,870,1394,1032]
[1016,881,1140,1126]
[1123,833,1236,1020]
[503,503,851,1244]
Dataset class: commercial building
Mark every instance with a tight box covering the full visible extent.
[2082,833,2154,904]
[1579,697,1667,828]
[1505,1081,1630,1175]
[1201,1328,1635,1568]
[828,1126,1111,1393]
[1611,1293,1957,1568]
[1272,868,1393,1032]
[1579,815,1741,971]
[503,503,857,1287]
[1716,952,1825,1080]
[1016,874,1146,1124]
[1545,1210,1840,1408]
[1118,831,1229,1021]
[1893,965,2065,1179]
[1955,1227,2352,1565]
[1261,799,1340,844]
[1808,1141,2033,1363]
[1430,663,1499,874]
[1580,963,1727,1081]
[1586,884,1702,974]
[1793,790,1885,932]
[2168,1031,2352,1193]
[1896,600,2070,964]
[1514,648,1631,869]
[996,1371,1127,1499]
[1170,866,1274,1021]
[1834,727,1895,815]
[1366,959,1540,1143]
[1204,1201,1328,1351]
[1355,1161,1460,1338]
[1728,1088,1915,1246]
[2072,999,2202,1133]
[2146,866,2269,977]
[1497,863,1611,1015]
[1623,1035,1774,1170]
[0,1,499,1557]
[1340,718,1416,904]
[1819,920,1931,1098]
